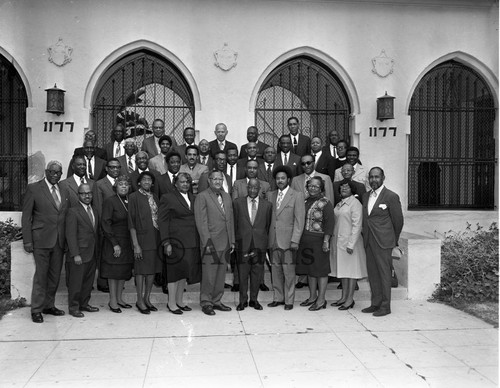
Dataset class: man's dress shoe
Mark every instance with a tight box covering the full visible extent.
[236,303,246,311]
[202,305,215,316]
[80,305,99,312]
[31,312,43,323]
[361,305,380,313]
[213,303,232,312]
[70,311,84,318]
[267,301,285,308]
[284,304,293,310]
[42,307,65,316]
[249,301,263,310]
[373,310,391,317]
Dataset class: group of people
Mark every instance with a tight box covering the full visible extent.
[22,117,403,323]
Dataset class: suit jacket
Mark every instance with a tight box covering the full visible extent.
[156,172,177,198]
[334,164,370,191]
[117,154,138,177]
[148,154,167,175]
[179,163,209,181]
[290,172,334,204]
[129,169,161,196]
[333,180,366,206]
[233,196,272,252]
[141,135,178,159]
[228,162,245,182]
[128,190,160,250]
[275,152,302,177]
[268,188,305,249]
[67,156,106,181]
[65,203,99,263]
[59,177,95,208]
[257,162,278,191]
[197,171,232,195]
[314,147,333,176]
[21,180,69,249]
[290,134,311,156]
[197,154,214,171]
[159,189,199,249]
[208,139,237,159]
[92,176,115,216]
[235,158,263,180]
[239,141,270,160]
[73,146,107,161]
[194,187,235,254]
[362,186,404,249]
[105,141,124,161]
[232,178,271,200]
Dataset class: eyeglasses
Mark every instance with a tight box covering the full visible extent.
[301,161,314,166]
[46,170,62,176]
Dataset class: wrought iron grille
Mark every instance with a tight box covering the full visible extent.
[0,54,28,211]
[408,60,496,209]
[255,56,351,148]
[92,50,195,148]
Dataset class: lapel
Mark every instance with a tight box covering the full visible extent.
[77,203,94,230]
[277,188,293,215]
[68,178,79,196]
[208,189,225,216]
[175,189,191,211]
[366,187,387,217]
[41,181,59,210]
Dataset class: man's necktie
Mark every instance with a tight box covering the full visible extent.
[267,163,272,182]
[87,205,95,227]
[172,173,176,182]
[276,191,284,209]
[332,146,337,158]
[250,199,256,225]
[87,158,93,180]
[230,165,234,184]
[219,141,224,150]
[115,142,121,157]
[217,193,225,213]
[284,153,288,165]
[371,190,378,198]
[293,137,298,153]
[51,186,60,209]
[202,156,207,165]
[80,177,85,185]
[128,157,134,173]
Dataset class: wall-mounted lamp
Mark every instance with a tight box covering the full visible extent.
[377,91,395,121]
[45,84,65,115]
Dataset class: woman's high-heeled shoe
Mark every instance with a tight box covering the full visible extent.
[136,303,151,315]
[331,300,345,307]
[108,303,122,313]
[300,298,317,307]
[117,302,132,309]
[177,304,192,312]
[338,301,355,310]
[309,301,327,311]
[167,305,183,315]
[145,303,158,312]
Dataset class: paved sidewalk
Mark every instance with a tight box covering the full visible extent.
[0,293,497,388]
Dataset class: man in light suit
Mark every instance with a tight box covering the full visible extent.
[287,116,311,157]
[239,126,270,160]
[209,123,237,158]
[233,179,272,311]
[141,118,178,159]
[333,146,370,191]
[268,166,305,310]
[117,138,138,176]
[275,135,302,177]
[22,161,69,323]
[176,126,196,164]
[65,183,100,318]
[194,170,235,316]
[232,159,270,200]
[179,145,208,194]
[362,167,403,317]
[59,156,95,207]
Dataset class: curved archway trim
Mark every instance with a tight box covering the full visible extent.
[0,46,32,107]
[84,40,201,111]
[249,46,360,115]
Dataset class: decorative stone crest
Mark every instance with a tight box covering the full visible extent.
[372,50,394,78]
[214,43,238,71]
[47,38,73,67]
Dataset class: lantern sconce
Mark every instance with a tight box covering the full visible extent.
[45,84,65,115]
[377,91,395,121]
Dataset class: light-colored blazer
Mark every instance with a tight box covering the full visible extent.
[334,164,370,191]
[179,163,209,181]
[268,188,305,249]
[290,172,334,204]
[194,187,235,254]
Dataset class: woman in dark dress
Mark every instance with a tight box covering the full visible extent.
[128,171,162,314]
[101,175,134,313]
[296,177,335,311]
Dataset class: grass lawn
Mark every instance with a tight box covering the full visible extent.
[432,299,498,328]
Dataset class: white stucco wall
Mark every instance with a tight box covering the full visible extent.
[0,0,498,232]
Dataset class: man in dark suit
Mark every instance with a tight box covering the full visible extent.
[239,126,270,160]
[22,161,69,323]
[157,150,182,198]
[105,124,126,160]
[60,155,95,207]
[258,146,278,191]
[129,151,161,196]
[332,163,366,206]
[198,150,232,195]
[236,142,263,178]
[232,160,270,200]
[65,183,100,318]
[233,179,272,311]
[362,167,404,317]
[275,135,302,177]
[175,126,196,164]
[311,136,331,176]
[117,138,138,176]
[67,141,106,181]
[141,118,178,159]
[268,166,305,310]
[327,139,349,181]
[208,123,237,158]
[226,147,242,183]
[197,139,214,171]
[325,129,340,159]
[194,170,235,316]
[287,116,311,156]
[72,130,107,161]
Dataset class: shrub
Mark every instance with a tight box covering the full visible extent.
[0,218,22,298]
[433,222,498,303]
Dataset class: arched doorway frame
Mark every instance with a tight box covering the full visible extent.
[0,46,32,107]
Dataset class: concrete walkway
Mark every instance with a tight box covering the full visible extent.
[0,283,497,388]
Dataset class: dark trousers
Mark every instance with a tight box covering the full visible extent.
[365,231,392,312]
[31,241,64,313]
[237,246,264,304]
[200,249,228,307]
[66,259,96,313]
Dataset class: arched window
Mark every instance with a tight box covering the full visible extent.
[255,56,351,147]
[408,60,496,209]
[92,49,195,147]
[0,54,28,211]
